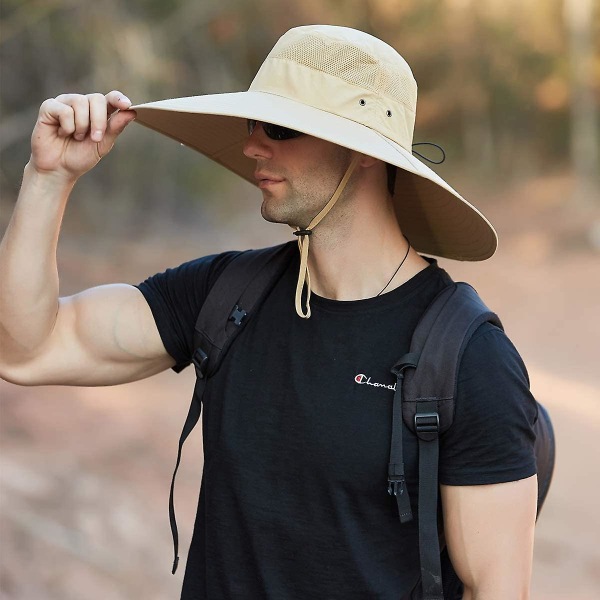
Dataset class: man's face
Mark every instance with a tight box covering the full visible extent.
[242,122,354,229]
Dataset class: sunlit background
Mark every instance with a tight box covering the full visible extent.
[1,1,599,598]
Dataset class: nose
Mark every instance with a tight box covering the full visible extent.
[242,121,273,160]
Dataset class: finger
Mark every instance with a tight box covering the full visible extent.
[54,94,90,141]
[38,98,76,138]
[97,109,136,156]
[87,93,108,142]
[105,90,132,117]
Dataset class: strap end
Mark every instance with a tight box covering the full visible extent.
[388,476,413,523]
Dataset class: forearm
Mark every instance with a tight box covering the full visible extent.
[0,163,76,364]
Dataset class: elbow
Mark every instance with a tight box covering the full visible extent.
[0,354,45,386]
[0,334,52,385]
[463,582,530,600]
[0,364,39,386]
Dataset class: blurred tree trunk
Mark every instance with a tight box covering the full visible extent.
[564,0,599,204]
[446,0,496,178]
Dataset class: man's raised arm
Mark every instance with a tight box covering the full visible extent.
[0,91,174,386]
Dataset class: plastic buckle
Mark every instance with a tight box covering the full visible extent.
[414,412,440,434]
[387,476,406,496]
[191,348,209,379]
[229,305,247,326]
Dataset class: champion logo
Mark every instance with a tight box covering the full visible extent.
[354,374,396,391]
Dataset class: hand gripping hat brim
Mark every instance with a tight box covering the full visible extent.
[131,25,497,261]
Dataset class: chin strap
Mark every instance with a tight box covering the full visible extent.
[292,155,361,319]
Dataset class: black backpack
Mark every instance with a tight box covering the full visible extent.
[167,242,555,599]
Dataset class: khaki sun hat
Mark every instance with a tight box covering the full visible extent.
[131,24,497,262]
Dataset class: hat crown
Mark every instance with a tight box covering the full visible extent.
[249,25,418,150]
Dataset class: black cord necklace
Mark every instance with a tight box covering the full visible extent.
[377,237,411,297]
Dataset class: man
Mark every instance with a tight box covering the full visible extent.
[0,25,538,599]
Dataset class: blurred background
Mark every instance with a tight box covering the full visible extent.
[1,0,599,598]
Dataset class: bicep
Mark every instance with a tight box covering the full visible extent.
[441,475,537,599]
[10,284,174,386]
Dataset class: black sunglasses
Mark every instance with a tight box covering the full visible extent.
[247,119,304,141]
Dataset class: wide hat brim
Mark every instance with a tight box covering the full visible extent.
[130,90,497,261]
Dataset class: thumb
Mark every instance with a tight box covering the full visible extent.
[99,109,137,155]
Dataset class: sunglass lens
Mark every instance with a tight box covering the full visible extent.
[246,119,303,141]
[263,123,304,140]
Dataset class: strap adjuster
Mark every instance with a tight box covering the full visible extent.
[191,348,209,379]
[414,412,440,440]
[229,305,247,326]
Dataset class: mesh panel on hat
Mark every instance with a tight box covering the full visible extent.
[272,34,416,111]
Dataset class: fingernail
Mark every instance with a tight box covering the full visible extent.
[121,96,131,104]
[74,133,85,141]
[91,130,102,142]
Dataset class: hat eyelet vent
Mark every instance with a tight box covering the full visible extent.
[386,110,392,117]
[359,99,366,106]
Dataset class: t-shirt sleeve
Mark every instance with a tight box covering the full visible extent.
[438,322,538,486]
[135,250,242,372]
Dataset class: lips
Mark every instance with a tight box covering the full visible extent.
[254,171,284,186]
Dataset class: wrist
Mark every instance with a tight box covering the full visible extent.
[23,161,78,191]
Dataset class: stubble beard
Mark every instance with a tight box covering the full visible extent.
[260,181,322,229]
[260,149,354,229]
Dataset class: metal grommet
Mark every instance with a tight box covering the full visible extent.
[359,99,366,106]
[386,110,392,117]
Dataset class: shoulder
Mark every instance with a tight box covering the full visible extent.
[132,249,245,371]
[457,320,536,423]
[460,321,531,387]
[439,319,538,485]
[140,249,244,290]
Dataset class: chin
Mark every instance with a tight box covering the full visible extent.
[261,200,293,226]
[260,199,276,222]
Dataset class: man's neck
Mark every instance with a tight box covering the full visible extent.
[306,209,430,301]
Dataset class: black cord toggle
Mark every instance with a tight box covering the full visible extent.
[293,229,313,236]
[411,142,446,165]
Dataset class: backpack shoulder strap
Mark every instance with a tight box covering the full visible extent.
[402,281,503,432]
[388,281,502,600]
[406,282,555,519]
[191,240,296,378]
[169,240,295,574]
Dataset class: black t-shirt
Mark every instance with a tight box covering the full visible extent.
[137,249,538,600]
